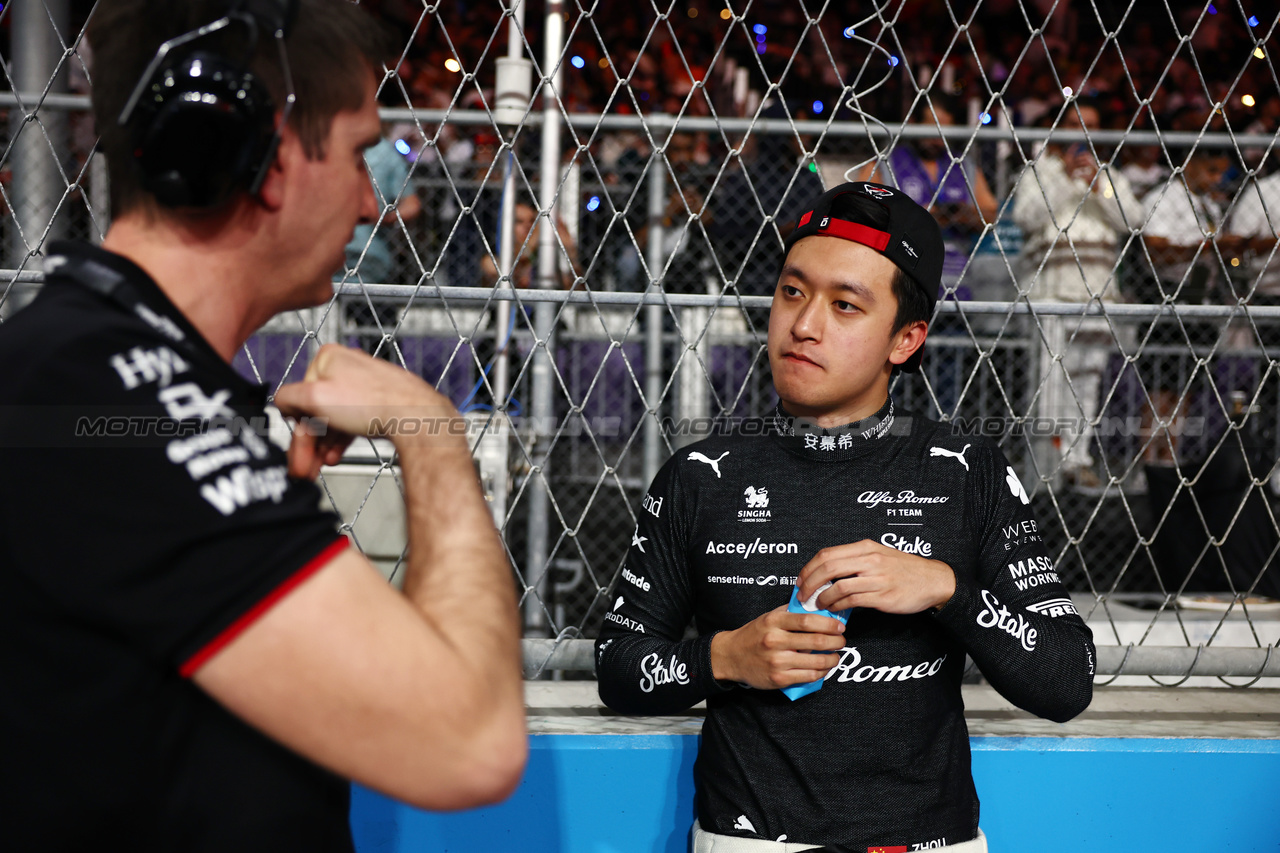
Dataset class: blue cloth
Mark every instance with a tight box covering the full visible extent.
[345,137,410,284]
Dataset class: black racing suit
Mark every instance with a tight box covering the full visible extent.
[595,399,1095,852]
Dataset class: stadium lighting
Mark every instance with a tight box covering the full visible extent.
[444,58,461,73]
[1242,94,1256,107]
[571,56,585,69]
[888,56,899,67]
[1063,85,1074,97]
[1232,257,1241,267]
[720,9,731,20]
[843,26,856,38]
[1248,15,1259,27]
[1256,48,1266,59]
[980,112,992,125]
[394,139,411,156]
[753,24,767,34]
[587,196,601,212]
[812,100,824,114]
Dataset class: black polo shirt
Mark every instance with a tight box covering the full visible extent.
[0,242,353,852]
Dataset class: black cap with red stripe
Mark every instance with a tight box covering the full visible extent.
[782,181,944,372]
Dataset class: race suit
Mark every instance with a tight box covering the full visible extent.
[595,398,1095,852]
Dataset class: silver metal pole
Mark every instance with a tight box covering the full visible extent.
[493,0,527,413]
[8,0,70,283]
[0,94,1274,150]
[486,0,528,534]
[523,0,565,639]
[643,155,666,484]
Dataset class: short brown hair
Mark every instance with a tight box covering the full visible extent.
[88,0,395,215]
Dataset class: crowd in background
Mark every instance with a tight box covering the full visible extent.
[336,0,1277,296]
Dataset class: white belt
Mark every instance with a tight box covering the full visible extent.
[692,822,988,853]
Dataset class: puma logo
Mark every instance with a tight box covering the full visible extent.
[687,450,729,478]
[929,444,971,472]
[733,815,756,833]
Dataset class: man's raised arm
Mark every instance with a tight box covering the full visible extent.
[192,345,526,810]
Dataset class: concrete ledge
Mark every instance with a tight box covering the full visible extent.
[524,682,1280,739]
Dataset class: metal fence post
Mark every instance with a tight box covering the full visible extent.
[523,0,565,638]
[643,145,667,485]
[8,0,70,281]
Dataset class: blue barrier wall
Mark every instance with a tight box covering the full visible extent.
[350,735,1280,853]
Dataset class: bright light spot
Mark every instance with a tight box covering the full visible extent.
[190,59,203,77]
[757,43,766,54]
[571,55,585,69]
[888,55,899,67]
[444,58,461,73]
[1248,15,1259,26]
[1243,94,1257,107]
[812,100,824,114]
[843,26,856,38]
[720,8,731,20]
[587,195,601,212]
[688,7,698,17]
[1208,3,1217,12]
[756,32,766,43]
[598,57,610,69]
[753,23,767,34]
[394,139,411,156]
[980,112,992,125]
[1103,184,1114,199]
[1232,257,1241,267]
[1255,48,1266,59]
[808,161,819,173]
[1062,85,1074,97]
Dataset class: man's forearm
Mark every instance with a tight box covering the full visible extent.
[396,430,522,702]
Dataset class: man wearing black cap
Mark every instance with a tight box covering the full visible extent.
[596,182,1094,852]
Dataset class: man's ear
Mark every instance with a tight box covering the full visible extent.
[255,125,299,213]
[888,320,928,366]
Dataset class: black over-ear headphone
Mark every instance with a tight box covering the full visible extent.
[117,0,299,209]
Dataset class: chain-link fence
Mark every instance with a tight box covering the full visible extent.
[3,0,1280,684]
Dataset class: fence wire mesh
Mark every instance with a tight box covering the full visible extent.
[2,0,1280,684]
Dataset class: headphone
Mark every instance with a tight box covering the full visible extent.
[117,0,299,209]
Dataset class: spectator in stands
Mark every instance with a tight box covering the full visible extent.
[343,125,424,354]
[0,3,526,849]
[479,199,579,289]
[710,100,824,297]
[856,97,1000,413]
[1223,163,1280,313]
[1138,137,1229,463]
[1119,112,1169,200]
[857,97,999,299]
[1012,100,1144,487]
